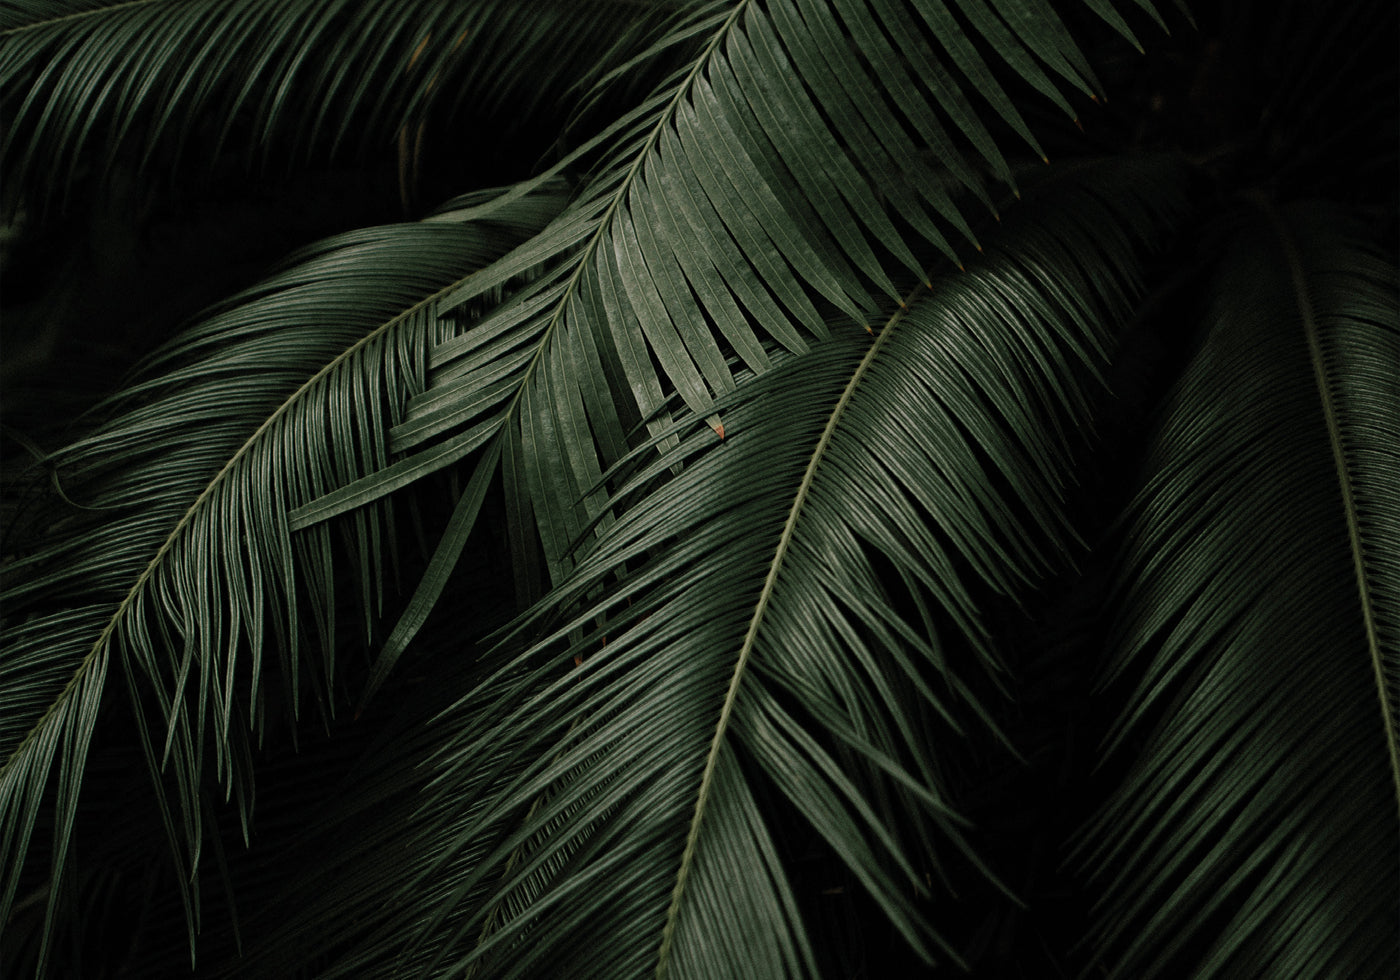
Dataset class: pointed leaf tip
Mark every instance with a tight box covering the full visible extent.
[714,422,725,440]
[573,655,583,667]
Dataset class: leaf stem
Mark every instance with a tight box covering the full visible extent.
[654,279,929,978]
[1,270,473,780]
[1255,194,1400,813]
[495,0,751,434]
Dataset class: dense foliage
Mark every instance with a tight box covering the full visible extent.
[2,0,1396,976]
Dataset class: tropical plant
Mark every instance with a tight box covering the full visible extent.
[1,0,1395,977]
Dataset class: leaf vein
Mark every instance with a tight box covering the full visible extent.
[654,279,929,977]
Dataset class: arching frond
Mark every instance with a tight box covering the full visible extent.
[223,158,1184,978]
[345,0,1160,625]
[0,0,669,203]
[1083,202,1400,978]
[0,184,567,970]
[3,2,1199,975]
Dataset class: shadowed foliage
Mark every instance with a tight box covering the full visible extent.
[2,0,1396,976]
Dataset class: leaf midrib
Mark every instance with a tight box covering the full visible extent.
[490,0,751,435]
[1259,197,1400,813]
[0,272,468,779]
[3,0,752,816]
[654,281,929,978]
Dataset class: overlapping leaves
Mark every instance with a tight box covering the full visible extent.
[210,159,1185,978]
[1083,203,1400,978]
[291,0,1167,713]
[373,0,1159,621]
[2,0,1191,975]
[0,185,567,967]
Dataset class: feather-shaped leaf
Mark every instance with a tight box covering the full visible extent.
[222,157,1184,978]
[370,0,1158,609]
[0,184,566,969]
[2,2,1185,973]
[1082,202,1400,978]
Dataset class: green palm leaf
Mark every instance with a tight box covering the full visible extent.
[4,1,1194,974]
[340,0,1158,647]
[0,0,666,202]
[0,184,566,969]
[1082,201,1400,978]
[228,158,1183,978]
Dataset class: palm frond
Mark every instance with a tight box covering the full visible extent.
[0,183,567,969]
[1082,201,1400,978]
[351,0,1160,621]
[3,1,1193,974]
[0,0,667,204]
[224,157,1184,978]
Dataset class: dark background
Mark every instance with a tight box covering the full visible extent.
[1,0,1396,975]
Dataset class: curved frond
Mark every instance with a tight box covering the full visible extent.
[0,0,667,202]
[0,184,567,968]
[230,158,1183,978]
[369,0,1158,613]
[1083,202,1400,978]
